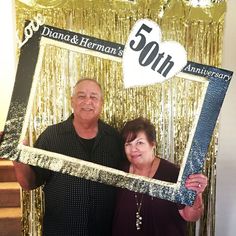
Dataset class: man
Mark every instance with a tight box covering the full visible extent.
[12,78,123,236]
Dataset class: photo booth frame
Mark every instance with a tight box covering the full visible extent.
[0,21,232,205]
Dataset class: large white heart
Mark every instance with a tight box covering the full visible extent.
[123,19,187,88]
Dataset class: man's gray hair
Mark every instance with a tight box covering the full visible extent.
[72,78,103,98]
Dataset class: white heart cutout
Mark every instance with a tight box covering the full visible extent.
[123,19,187,88]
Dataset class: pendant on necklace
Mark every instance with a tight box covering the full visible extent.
[136,211,142,230]
[134,193,144,230]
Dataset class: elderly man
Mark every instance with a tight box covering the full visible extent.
[12,78,123,236]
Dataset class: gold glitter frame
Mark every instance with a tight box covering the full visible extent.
[0,23,232,205]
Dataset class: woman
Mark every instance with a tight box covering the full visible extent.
[112,117,207,236]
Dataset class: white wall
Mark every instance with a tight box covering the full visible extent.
[216,0,236,235]
[0,0,16,131]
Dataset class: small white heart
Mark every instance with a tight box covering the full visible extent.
[123,19,187,88]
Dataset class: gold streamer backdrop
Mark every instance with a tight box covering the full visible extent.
[14,0,226,235]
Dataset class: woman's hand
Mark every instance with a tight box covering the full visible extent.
[179,174,208,222]
[185,173,208,194]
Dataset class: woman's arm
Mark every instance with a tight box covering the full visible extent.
[179,173,207,221]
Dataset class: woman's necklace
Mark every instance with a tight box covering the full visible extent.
[134,193,144,230]
[132,157,156,231]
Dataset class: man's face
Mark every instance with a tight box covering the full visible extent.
[71,80,103,122]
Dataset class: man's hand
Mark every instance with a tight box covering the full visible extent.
[0,131,4,143]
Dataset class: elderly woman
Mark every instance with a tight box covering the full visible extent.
[112,117,207,236]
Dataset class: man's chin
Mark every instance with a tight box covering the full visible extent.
[80,115,99,122]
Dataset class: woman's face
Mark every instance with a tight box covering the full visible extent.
[124,131,155,166]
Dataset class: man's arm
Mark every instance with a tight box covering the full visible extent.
[0,131,38,190]
[12,161,38,190]
[0,131,4,143]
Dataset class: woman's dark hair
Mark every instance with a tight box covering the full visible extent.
[121,117,156,144]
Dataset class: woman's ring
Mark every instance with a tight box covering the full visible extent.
[198,183,201,188]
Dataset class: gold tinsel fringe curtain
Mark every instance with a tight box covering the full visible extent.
[15,0,226,235]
